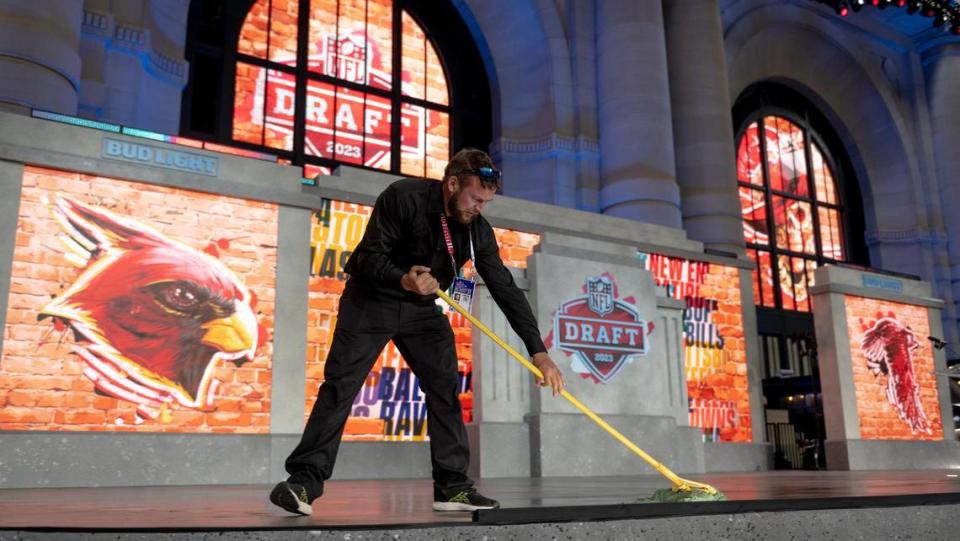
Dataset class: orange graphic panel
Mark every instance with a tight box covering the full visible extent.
[238,0,299,62]
[1,167,278,433]
[811,142,839,205]
[233,62,294,151]
[737,121,762,186]
[234,2,450,178]
[739,186,768,247]
[639,253,752,442]
[845,296,942,440]
[736,115,844,311]
[306,198,539,441]
[766,116,809,197]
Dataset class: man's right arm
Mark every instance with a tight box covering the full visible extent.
[350,186,408,286]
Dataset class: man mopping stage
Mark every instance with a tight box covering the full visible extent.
[270,148,565,515]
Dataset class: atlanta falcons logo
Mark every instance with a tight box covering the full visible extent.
[38,197,261,422]
[860,315,932,435]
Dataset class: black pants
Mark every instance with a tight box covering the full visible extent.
[285,280,473,501]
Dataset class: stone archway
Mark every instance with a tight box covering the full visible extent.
[725,5,931,276]
[724,2,959,348]
[452,0,582,206]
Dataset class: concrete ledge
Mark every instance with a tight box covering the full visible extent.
[0,432,432,488]
[808,282,943,309]
[3,502,957,540]
[526,413,705,477]
[467,421,531,479]
[703,442,772,472]
[825,438,960,470]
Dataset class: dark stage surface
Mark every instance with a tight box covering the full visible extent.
[2,470,960,532]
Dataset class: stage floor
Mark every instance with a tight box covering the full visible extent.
[2,470,960,531]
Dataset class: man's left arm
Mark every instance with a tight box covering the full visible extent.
[473,221,564,395]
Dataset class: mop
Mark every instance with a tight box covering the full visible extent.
[436,288,727,503]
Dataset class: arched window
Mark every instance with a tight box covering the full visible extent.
[233,0,449,178]
[734,85,868,469]
[183,0,491,180]
[737,113,846,313]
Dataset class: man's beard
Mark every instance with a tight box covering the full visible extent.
[446,190,478,225]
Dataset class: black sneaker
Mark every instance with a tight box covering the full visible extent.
[432,488,500,511]
[269,481,312,515]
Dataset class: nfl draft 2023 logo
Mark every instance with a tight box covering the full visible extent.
[551,274,652,384]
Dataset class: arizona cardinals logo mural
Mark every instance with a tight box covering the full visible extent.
[38,196,262,422]
[860,314,931,435]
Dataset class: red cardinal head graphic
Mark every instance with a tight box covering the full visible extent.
[860,315,931,435]
[39,197,260,421]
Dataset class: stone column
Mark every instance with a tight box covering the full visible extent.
[925,43,960,352]
[595,0,681,228]
[0,0,83,114]
[78,0,190,133]
[663,0,744,254]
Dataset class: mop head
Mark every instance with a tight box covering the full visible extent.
[638,487,728,503]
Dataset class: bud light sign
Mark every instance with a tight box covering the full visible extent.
[553,275,649,383]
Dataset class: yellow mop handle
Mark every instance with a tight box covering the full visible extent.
[436,288,700,491]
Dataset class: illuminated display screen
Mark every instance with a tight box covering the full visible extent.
[0,167,278,433]
[307,199,540,440]
[234,0,450,178]
[844,296,942,440]
[737,116,845,311]
[638,253,752,442]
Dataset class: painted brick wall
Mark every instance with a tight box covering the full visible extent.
[844,296,943,440]
[0,166,278,433]
[642,253,751,442]
[305,198,539,440]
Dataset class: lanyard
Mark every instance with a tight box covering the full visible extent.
[439,214,474,278]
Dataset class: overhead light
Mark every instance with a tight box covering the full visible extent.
[811,0,960,32]
[816,0,852,16]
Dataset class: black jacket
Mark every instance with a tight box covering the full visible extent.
[343,178,547,356]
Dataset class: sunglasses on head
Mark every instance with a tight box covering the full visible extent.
[458,167,502,182]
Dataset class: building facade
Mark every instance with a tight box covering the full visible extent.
[1,0,958,485]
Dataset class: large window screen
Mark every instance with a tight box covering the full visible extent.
[234,0,450,178]
[737,115,846,312]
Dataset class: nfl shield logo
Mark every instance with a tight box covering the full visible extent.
[587,276,614,316]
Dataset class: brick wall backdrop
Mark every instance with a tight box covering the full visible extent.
[642,254,751,442]
[306,197,539,440]
[694,263,750,442]
[844,296,943,440]
[0,166,278,433]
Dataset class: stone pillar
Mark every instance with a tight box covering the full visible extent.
[811,265,958,470]
[466,271,533,480]
[925,43,960,352]
[595,0,681,228]
[78,0,190,133]
[0,0,83,114]
[662,0,744,254]
[526,232,705,476]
